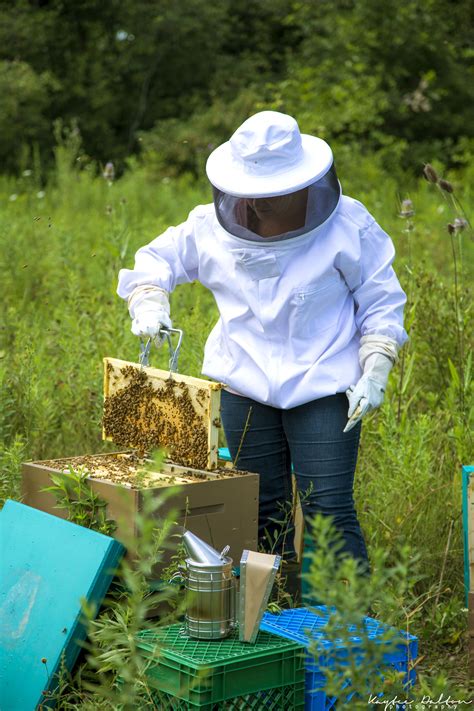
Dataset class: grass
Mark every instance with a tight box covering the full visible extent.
[0,143,473,702]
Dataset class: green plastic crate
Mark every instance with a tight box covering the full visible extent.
[137,624,306,709]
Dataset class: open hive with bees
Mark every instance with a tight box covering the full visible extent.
[22,358,259,570]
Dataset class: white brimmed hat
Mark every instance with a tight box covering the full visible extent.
[206,110,334,198]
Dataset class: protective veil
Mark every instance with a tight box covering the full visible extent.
[212,163,341,243]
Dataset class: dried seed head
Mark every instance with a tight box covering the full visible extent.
[423,164,439,183]
[399,199,415,218]
[447,223,456,235]
[438,179,453,193]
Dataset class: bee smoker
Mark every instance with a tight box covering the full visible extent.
[181,531,236,640]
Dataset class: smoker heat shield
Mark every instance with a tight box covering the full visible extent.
[239,550,281,643]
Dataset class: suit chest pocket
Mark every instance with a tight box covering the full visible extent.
[290,275,346,337]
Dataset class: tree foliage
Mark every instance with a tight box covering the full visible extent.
[0,0,472,174]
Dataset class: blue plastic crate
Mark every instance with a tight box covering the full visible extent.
[303,661,416,710]
[260,607,418,710]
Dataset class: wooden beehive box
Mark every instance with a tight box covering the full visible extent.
[462,466,474,593]
[468,472,474,593]
[469,592,474,679]
[22,452,259,574]
[103,358,222,470]
[462,465,474,677]
[22,357,260,580]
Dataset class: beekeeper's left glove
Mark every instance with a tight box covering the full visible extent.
[344,336,399,432]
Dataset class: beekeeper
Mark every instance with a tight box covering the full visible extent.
[118,111,408,574]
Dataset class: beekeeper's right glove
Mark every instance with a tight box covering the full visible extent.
[128,285,172,345]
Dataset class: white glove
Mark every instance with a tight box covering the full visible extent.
[128,286,172,345]
[344,336,399,431]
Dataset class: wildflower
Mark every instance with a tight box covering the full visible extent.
[9,194,18,201]
[438,179,453,193]
[37,191,45,199]
[448,218,468,235]
[399,199,415,218]
[423,164,438,183]
[453,217,468,230]
[403,78,431,113]
[103,162,115,182]
[22,169,32,177]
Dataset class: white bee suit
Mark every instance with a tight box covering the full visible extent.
[117,194,408,409]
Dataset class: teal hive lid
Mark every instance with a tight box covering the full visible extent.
[0,500,124,710]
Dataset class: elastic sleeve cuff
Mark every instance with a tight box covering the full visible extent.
[127,286,170,318]
[359,334,400,370]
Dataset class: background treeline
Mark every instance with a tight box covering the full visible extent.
[1,0,473,178]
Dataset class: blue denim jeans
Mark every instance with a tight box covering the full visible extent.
[220,390,369,572]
